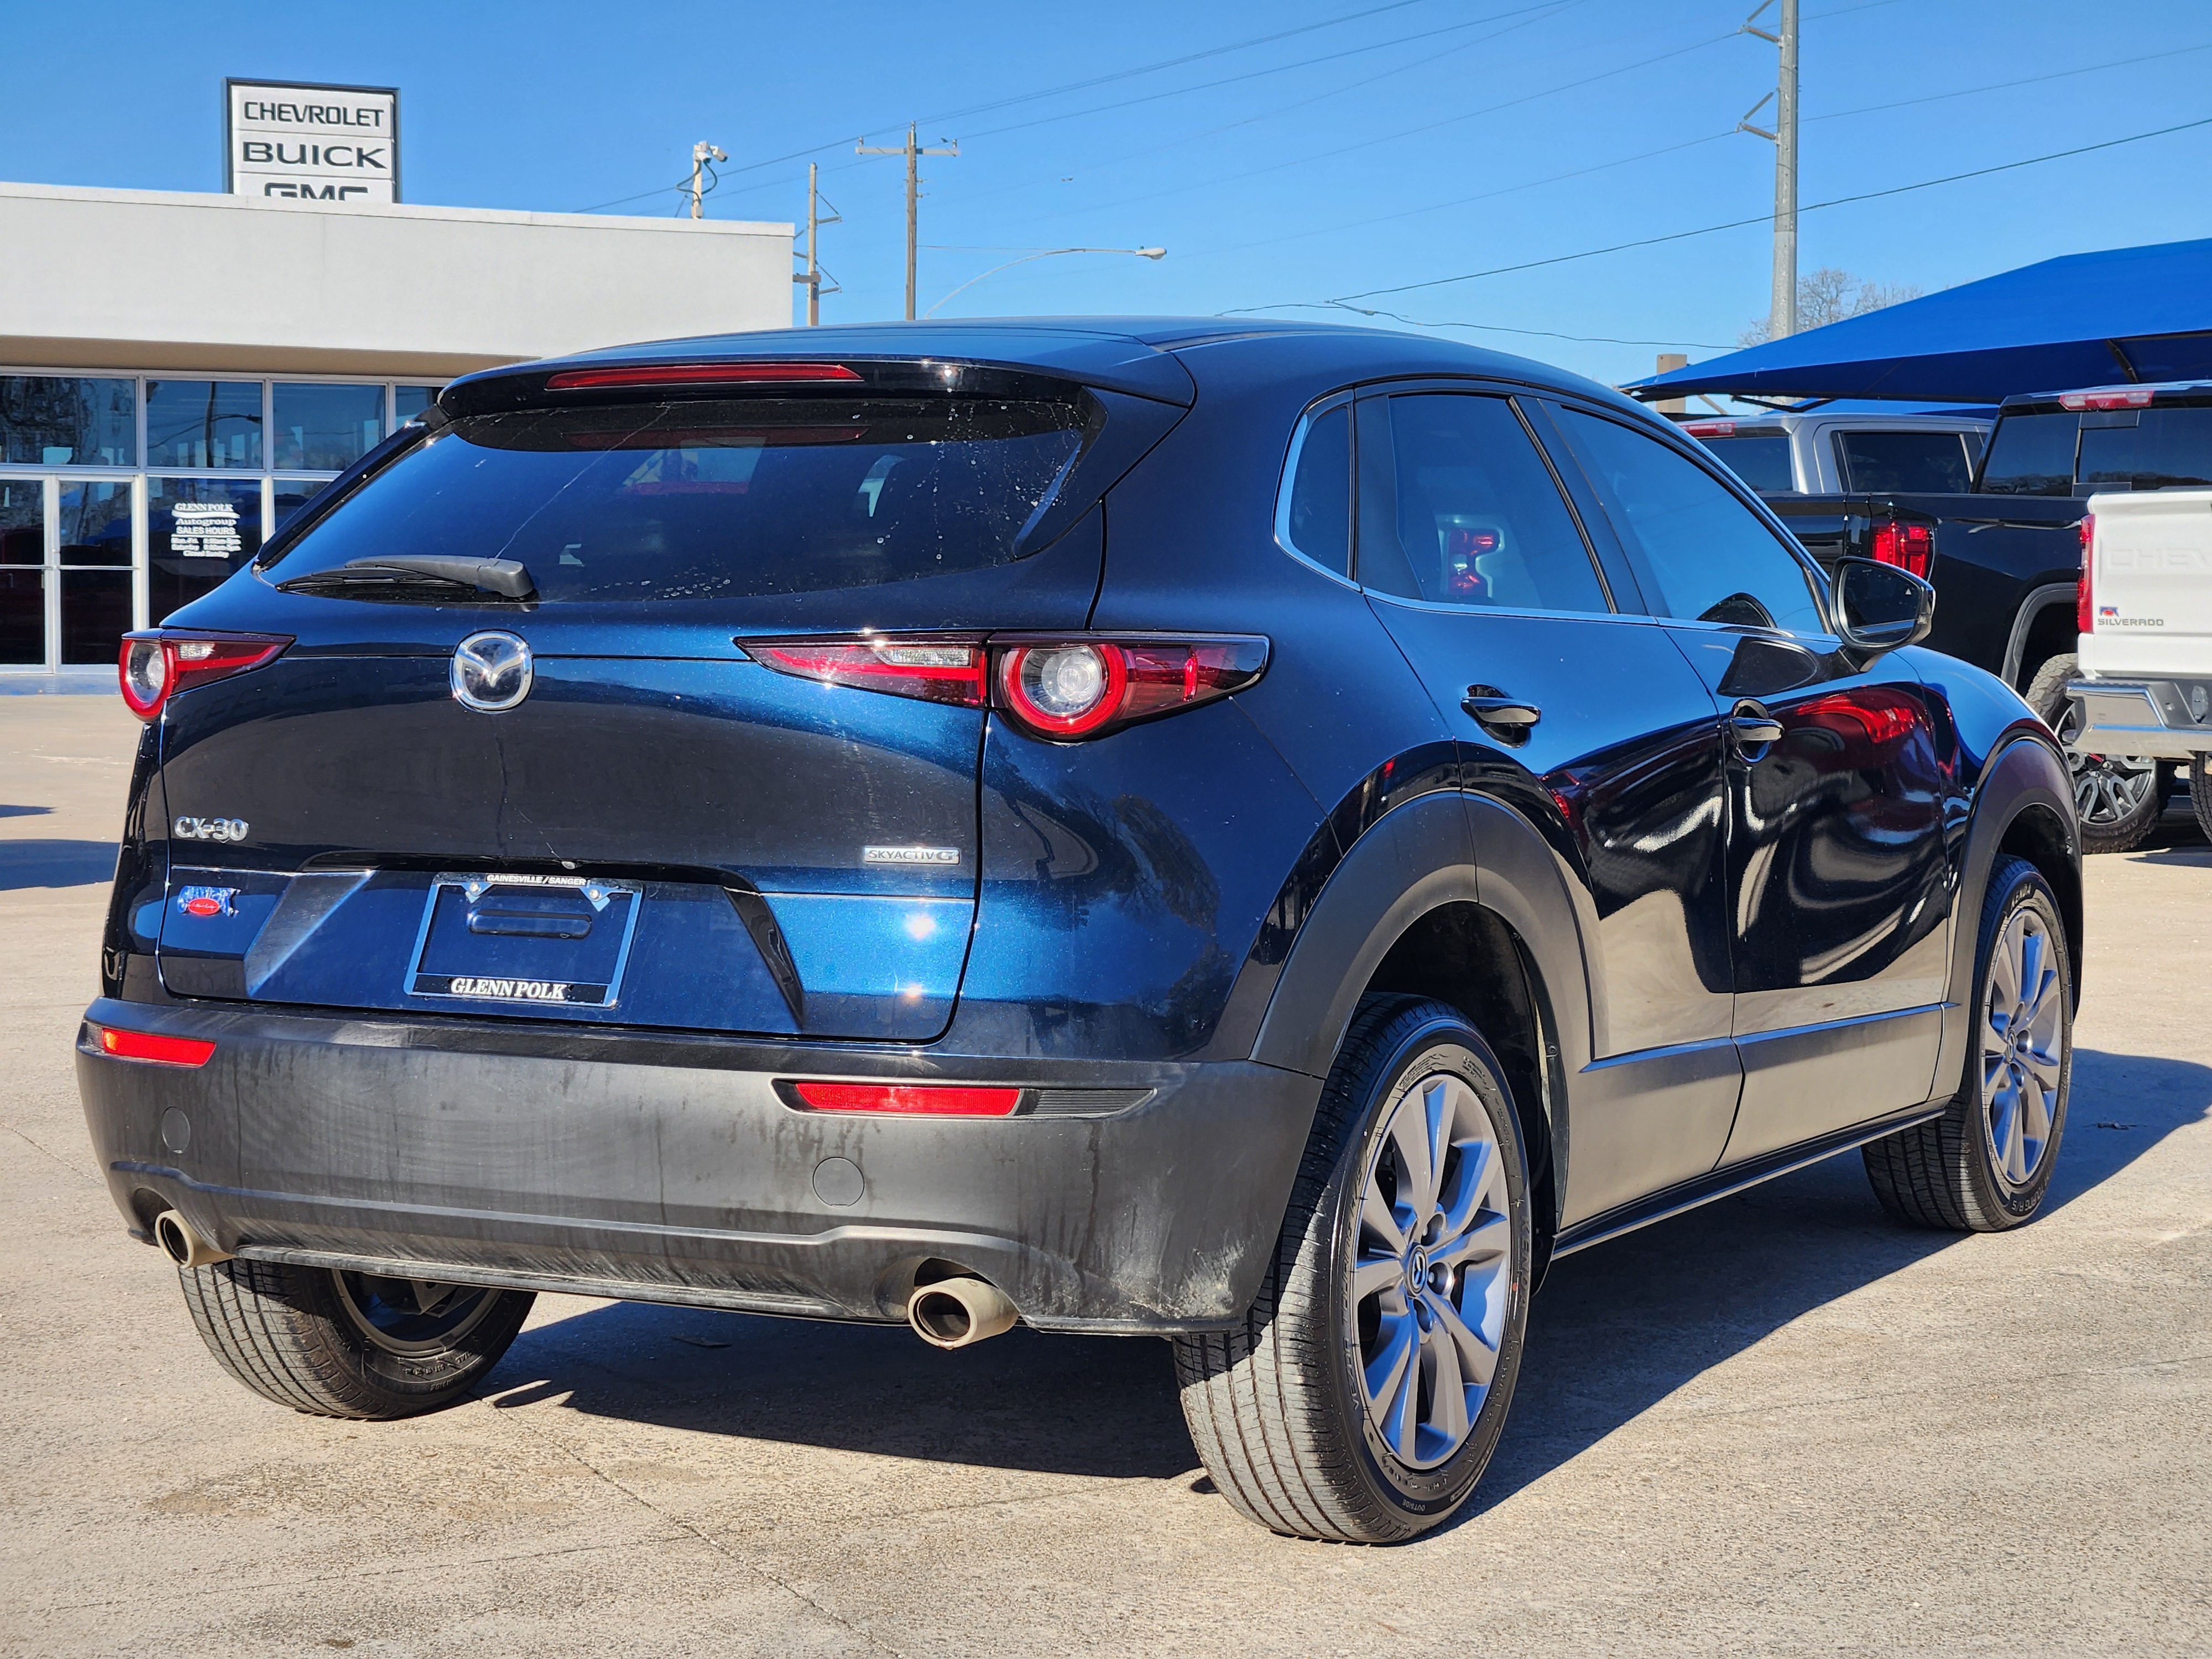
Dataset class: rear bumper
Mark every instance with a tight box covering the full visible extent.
[76,998,1320,1334]
[2065,679,2212,761]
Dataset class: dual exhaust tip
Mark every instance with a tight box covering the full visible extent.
[906,1275,1017,1349]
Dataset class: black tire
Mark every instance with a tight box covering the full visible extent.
[2193,753,2212,846]
[1863,855,2072,1231]
[1173,996,1532,1543]
[2025,653,2160,854]
[180,1258,534,1418]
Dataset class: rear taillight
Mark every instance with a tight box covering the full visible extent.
[1684,420,1735,437]
[119,632,290,721]
[89,1024,215,1067]
[751,640,987,707]
[784,1081,1022,1116]
[2059,387,2153,411]
[544,362,863,392]
[2078,514,2095,633]
[1869,518,1934,579]
[750,634,1269,740]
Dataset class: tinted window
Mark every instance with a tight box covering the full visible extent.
[1358,393,1608,613]
[2077,406,2212,491]
[273,383,386,470]
[265,397,1087,604]
[57,482,132,564]
[1700,434,1794,493]
[1979,411,2078,495]
[1835,429,1973,493]
[0,375,136,465]
[147,380,263,469]
[1556,408,1824,635]
[393,385,440,424]
[1281,404,1350,575]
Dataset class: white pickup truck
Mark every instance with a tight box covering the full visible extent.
[2068,487,2212,845]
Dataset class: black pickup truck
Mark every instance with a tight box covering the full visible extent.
[1692,382,2212,849]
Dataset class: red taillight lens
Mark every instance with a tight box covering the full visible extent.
[2078,513,2095,633]
[91,1024,215,1067]
[544,362,863,392]
[786,1081,1022,1116]
[1684,420,1735,437]
[118,632,290,721]
[2059,387,2153,411]
[994,637,1270,741]
[1869,519,1934,579]
[751,640,986,706]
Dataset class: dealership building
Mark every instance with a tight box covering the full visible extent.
[1,176,794,681]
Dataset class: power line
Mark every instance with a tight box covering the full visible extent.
[1235,112,2212,314]
[1302,301,1736,349]
[1807,37,2212,124]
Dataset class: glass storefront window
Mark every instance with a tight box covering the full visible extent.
[147,380,263,469]
[1,478,40,565]
[58,481,132,565]
[274,383,385,471]
[0,569,40,664]
[60,571,131,665]
[274,476,333,531]
[0,377,137,466]
[394,385,440,424]
[149,476,261,624]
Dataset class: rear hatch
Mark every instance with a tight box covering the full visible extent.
[145,353,1186,1040]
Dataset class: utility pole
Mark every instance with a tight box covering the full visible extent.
[792,163,842,326]
[857,123,959,320]
[690,140,727,221]
[1738,1,1799,338]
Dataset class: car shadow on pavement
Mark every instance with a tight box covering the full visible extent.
[0,837,119,890]
[481,1048,2211,1503]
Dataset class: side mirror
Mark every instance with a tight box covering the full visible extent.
[1833,556,1935,655]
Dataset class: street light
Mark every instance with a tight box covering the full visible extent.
[924,246,1166,319]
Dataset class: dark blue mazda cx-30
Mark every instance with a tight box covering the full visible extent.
[78,320,2080,1542]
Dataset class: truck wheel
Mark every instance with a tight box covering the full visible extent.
[179,1257,534,1418]
[1172,996,1531,1543]
[2193,755,2212,845]
[2025,654,2160,853]
[1863,855,2072,1231]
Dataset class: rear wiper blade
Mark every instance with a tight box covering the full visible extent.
[279,556,537,599]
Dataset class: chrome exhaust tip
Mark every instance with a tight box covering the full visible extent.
[153,1209,232,1270]
[906,1276,1018,1349]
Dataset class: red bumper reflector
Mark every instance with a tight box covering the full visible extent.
[789,1082,1022,1117]
[544,362,863,392]
[92,1025,216,1068]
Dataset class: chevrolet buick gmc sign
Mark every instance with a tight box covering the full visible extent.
[226,79,399,206]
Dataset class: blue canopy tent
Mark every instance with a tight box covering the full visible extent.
[1628,237,2212,406]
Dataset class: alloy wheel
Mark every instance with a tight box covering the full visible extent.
[333,1271,502,1357]
[2056,697,2156,826]
[1981,908,2064,1186]
[1351,1071,1512,1470]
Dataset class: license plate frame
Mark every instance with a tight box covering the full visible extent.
[405,873,644,1010]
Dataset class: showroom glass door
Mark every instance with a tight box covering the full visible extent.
[0,477,39,666]
[0,476,139,669]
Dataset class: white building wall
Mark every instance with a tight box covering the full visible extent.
[0,182,794,378]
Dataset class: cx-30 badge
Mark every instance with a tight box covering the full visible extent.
[452,631,533,712]
[173,817,248,842]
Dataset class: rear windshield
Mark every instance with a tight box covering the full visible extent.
[261,397,1088,602]
[1697,434,1794,493]
[2078,406,2212,491]
[1833,429,1973,493]
[1978,411,2079,495]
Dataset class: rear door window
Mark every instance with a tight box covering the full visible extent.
[1355,392,1610,613]
[1552,406,1825,637]
[1834,429,1973,493]
[262,397,1088,602]
[1979,411,2080,495]
[1699,434,1795,493]
[2077,406,2212,490]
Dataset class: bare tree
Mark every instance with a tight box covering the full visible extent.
[1740,267,1922,345]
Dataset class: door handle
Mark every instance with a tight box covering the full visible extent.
[1463,685,1541,740]
[1729,700,1784,753]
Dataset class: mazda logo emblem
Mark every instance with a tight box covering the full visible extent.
[451,631,532,712]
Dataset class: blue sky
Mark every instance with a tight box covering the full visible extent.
[4,1,2208,387]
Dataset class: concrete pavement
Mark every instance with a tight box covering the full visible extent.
[3,695,2207,1656]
